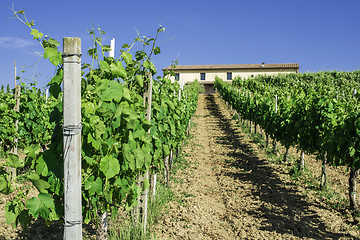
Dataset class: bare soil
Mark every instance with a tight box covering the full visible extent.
[153,93,360,240]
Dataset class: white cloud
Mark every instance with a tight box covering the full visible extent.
[0,37,36,48]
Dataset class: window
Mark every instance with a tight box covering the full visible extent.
[200,73,206,80]
[175,73,180,81]
[227,72,232,80]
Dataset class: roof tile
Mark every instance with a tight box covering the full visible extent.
[162,63,299,71]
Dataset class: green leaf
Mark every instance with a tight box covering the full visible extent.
[133,128,146,140]
[6,153,24,168]
[5,210,17,225]
[101,81,123,102]
[123,144,135,171]
[88,133,100,150]
[153,46,161,55]
[38,193,55,209]
[135,75,144,88]
[110,62,127,79]
[144,61,156,73]
[144,153,152,169]
[100,61,111,72]
[122,43,130,48]
[102,44,111,52]
[30,29,43,39]
[83,102,96,114]
[85,176,95,190]
[27,174,50,193]
[36,156,49,177]
[121,52,133,65]
[90,177,103,195]
[122,87,132,102]
[49,82,62,99]
[26,197,41,218]
[349,147,356,157]
[143,178,150,191]
[18,210,31,227]
[15,10,25,15]
[43,37,60,48]
[44,47,62,66]
[100,156,120,179]
[163,144,170,157]
[0,175,13,194]
[24,145,41,159]
[102,101,116,113]
[143,60,151,69]
[27,194,55,220]
[134,149,145,169]
[95,120,106,139]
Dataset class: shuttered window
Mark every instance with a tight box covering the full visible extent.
[227,72,232,80]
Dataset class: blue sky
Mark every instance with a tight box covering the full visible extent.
[1,0,360,89]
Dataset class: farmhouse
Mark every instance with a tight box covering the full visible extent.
[162,63,300,93]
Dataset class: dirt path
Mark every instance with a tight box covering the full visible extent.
[154,94,360,240]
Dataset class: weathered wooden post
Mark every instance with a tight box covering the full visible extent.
[142,71,153,233]
[10,62,20,182]
[300,149,305,171]
[63,37,82,240]
[320,151,327,190]
[273,95,278,155]
[349,88,359,209]
[134,72,153,232]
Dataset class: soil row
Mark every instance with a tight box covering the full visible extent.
[154,93,360,240]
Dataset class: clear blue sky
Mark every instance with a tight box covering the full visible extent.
[1,0,360,89]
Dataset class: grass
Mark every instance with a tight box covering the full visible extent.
[107,129,195,239]
[107,179,174,240]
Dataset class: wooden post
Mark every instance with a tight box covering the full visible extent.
[320,152,327,190]
[349,168,359,209]
[300,149,305,171]
[151,173,157,201]
[134,72,153,232]
[273,95,278,155]
[141,72,153,233]
[164,155,170,186]
[349,89,359,210]
[63,37,82,240]
[10,81,21,182]
[170,150,174,171]
[283,146,290,163]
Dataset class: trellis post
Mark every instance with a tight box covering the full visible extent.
[63,37,82,240]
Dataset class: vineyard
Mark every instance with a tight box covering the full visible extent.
[0,9,199,240]
[215,72,360,209]
[1,8,360,240]
[153,93,360,239]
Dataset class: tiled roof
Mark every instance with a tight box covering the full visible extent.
[162,63,299,71]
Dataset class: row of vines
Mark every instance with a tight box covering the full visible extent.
[0,83,55,155]
[215,72,360,210]
[0,9,199,238]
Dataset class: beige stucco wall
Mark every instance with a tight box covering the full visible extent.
[165,68,298,84]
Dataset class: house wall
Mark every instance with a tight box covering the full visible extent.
[166,68,298,83]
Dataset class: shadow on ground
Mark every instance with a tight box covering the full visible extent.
[205,94,358,240]
[0,218,97,239]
